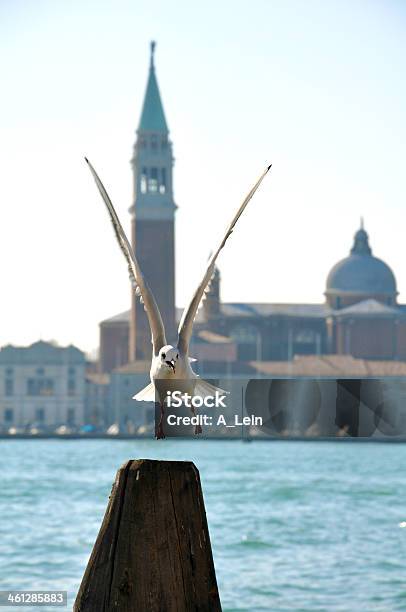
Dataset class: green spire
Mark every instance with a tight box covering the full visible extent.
[138,41,168,133]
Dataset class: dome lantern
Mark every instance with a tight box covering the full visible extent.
[350,220,372,256]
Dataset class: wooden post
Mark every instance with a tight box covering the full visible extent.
[74,460,222,612]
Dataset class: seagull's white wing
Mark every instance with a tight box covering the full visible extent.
[177,164,272,355]
[85,158,166,355]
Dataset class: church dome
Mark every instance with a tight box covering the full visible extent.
[325,222,397,307]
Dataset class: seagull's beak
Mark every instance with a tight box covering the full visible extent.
[166,360,176,374]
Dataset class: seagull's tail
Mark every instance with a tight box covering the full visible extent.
[133,383,156,402]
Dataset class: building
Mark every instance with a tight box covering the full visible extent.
[85,372,110,426]
[108,361,153,430]
[0,341,86,430]
[100,42,176,366]
[202,225,406,362]
[129,41,176,361]
[104,354,406,437]
[99,43,406,373]
[99,311,130,374]
[100,221,406,369]
[325,223,406,359]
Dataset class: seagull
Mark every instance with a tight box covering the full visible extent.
[85,158,271,438]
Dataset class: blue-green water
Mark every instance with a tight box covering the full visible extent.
[1,440,406,611]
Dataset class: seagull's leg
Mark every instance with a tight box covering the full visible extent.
[191,406,202,435]
[155,402,166,440]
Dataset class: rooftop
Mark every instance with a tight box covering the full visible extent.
[101,303,332,327]
[334,299,403,318]
[221,303,331,318]
[0,341,85,365]
[250,355,406,377]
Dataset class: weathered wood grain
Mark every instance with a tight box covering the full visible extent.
[74,459,222,611]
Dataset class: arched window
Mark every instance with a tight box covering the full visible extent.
[148,167,158,192]
[140,167,147,194]
[140,167,167,194]
[159,168,166,194]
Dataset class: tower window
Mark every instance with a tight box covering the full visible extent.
[161,137,168,150]
[140,167,147,194]
[159,168,166,194]
[151,135,158,151]
[148,167,158,193]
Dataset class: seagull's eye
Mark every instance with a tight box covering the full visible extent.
[162,353,166,360]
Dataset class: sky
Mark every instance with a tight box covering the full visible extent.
[1,0,405,355]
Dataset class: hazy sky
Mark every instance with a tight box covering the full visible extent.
[1,0,405,355]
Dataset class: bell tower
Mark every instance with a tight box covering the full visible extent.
[129,42,176,360]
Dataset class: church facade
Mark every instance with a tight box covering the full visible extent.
[99,44,406,373]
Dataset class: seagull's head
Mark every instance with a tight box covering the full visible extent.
[159,345,178,374]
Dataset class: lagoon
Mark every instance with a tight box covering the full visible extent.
[1,439,406,611]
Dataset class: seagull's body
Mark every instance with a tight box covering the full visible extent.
[86,158,271,438]
[146,346,197,405]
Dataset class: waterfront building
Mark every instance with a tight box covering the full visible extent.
[85,372,110,426]
[0,341,86,430]
[202,226,406,361]
[108,362,152,430]
[99,45,406,373]
[100,222,406,370]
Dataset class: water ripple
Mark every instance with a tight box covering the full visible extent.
[1,439,406,610]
